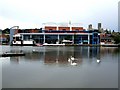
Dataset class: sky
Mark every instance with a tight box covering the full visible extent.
[0,0,119,31]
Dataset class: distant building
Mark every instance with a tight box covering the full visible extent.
[0,34,9,44]
[98,23,101,30]
[100,33,113,44]
[88,24,93,30]
[98,23,102,31]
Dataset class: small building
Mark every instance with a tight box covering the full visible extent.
[0,34,9,44]
[100,33,113,44]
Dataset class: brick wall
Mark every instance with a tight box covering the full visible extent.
[45,26,57,30]
[72,27,83,31]
[58,27,70,31]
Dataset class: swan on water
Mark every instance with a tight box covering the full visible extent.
[68,56,78,62]
[56,58,59,63]
[68,56,74,62]
[70,61,77,66]
[68,56,78,66]
[68,58,71,62]
[70,56,75,61]
[32,49,39,52]
[32,49,36,52]
[97,59,101,63]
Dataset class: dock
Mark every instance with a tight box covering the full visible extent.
[0,52,25,57]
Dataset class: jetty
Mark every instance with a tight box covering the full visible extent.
[0,52,25,57]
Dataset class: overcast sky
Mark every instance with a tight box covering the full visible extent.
[0,0,119,31]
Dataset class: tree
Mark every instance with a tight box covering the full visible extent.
[2,28,10,34]
[105,29,109,34]
[112,32,120,44]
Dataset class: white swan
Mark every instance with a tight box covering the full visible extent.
[68,56,78,62]
[32,49,38,52]
[97,59,101,63]
[70,56,75,61]
[70,61,77,66]
[68,56,74,62]
[56,58,59,63]
[32,49,36,52]
[68,58,71,62]
[68,56,78,66]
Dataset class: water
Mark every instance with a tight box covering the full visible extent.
[1,46,119,88]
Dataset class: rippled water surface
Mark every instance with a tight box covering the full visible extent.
[1,46,119,88]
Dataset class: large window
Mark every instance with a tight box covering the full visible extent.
[45,35,58,44]
[24,35,30,40]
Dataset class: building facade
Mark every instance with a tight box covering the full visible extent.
[11,23,100,45]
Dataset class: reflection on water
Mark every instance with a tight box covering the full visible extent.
[5,46,119,65]
[1,46,119,88]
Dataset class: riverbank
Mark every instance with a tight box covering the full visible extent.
[0,43,120,47]
[65,44,120,47]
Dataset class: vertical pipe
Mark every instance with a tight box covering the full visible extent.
[10,28,14,45]
[21,35,23,40]
[30,35,32,40]
[72,34,74,44]
[43,34,45,44]
[88,46,90,58]
[81,36,82,44]
[58,34,59,44]
[88,33,90,44]
[92,33,94,44]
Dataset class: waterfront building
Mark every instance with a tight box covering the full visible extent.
[10,23,100,46]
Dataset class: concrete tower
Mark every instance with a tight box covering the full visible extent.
[98,23,101,30]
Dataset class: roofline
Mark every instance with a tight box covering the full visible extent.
[18,33,99,35]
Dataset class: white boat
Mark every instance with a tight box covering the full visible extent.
[43,43,65,46]
[11,34,35,46]
[62,40,73,44]
[12,40,35,46]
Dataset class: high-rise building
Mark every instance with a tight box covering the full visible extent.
[98,23,101,30]
[88,24,93,30]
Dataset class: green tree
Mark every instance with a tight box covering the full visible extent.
[112,32,120,44]
[2,28,10,34]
